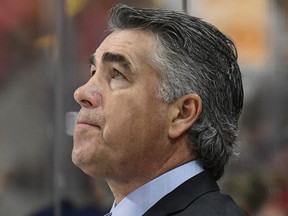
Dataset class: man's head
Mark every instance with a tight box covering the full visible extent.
[73,4,243,183]
[108,4,243,180]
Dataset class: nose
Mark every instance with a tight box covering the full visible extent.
[74,80,102,108]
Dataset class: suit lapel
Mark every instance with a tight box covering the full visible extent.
[143,171,219,216]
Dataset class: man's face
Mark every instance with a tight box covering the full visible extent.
[72,30,174,183]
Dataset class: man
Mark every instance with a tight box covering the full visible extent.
[72,4,248,216]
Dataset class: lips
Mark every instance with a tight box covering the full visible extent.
[76,120,101,129]
[76,112,102,129]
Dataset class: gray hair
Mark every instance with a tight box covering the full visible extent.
[108,4,244,180]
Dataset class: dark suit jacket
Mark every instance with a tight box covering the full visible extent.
[143,171,249,216]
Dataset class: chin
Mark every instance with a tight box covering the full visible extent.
[72,154,91,175]
[71,148,87,167]
[71,151,100,177]
[71,151,81,168]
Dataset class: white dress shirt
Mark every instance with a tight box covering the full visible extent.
[108,160,203,216]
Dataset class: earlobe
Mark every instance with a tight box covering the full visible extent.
[168,94,202,139]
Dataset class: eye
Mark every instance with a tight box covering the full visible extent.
[112,69,125,79]
[90,70,96,78]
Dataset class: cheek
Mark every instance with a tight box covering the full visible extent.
[102,96,168,153]
[102,99,144,150]
[102,106,139,146]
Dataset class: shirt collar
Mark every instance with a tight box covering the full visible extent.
[110,160,203,216]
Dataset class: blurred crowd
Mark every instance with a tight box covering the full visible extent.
[1,0,288,215]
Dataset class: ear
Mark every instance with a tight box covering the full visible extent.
[168,93,202,139]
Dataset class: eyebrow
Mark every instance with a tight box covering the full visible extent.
[88,52,132,72]
[102,52,131,71]
[88,55,95,66]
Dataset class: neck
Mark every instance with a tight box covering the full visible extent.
[106,141,195,204]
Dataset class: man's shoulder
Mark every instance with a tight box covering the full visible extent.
[179,190,248,216]
[143,171,249,216]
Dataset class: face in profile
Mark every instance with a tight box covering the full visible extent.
[72,30,174,183]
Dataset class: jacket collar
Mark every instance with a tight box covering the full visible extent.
[143,171,219,216]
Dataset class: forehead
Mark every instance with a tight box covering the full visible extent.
[94,30,157,67]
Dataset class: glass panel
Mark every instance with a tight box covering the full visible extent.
[0,0,287,215]
[187,1,288,215]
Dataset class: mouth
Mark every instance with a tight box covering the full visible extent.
[75,111,103,130]
[76,121,101,129]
